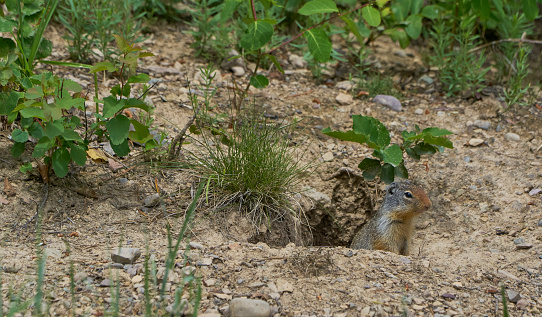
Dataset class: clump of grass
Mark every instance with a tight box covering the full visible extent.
[359,74,402,98]
[190,117,312,232]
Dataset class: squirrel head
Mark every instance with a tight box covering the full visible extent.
[381,180,432,220]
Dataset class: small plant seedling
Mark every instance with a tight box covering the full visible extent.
[323,115,453,183]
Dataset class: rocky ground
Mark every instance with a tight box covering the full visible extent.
[0,21,542,316]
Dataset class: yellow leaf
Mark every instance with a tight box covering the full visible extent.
[87,148,108,162]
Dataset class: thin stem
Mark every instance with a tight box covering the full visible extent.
[250,0,257,21]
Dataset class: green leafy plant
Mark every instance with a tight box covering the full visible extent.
[57,0,144,62]
[502,46,530,111]
[359,74,402,98]
[323,115,453,183]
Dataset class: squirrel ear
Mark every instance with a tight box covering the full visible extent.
[388,183,397,195]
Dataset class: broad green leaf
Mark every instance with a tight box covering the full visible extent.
[381,144,403,166]
[422,135,454,148]
[32,137,54,158]
[0,37,16,57]
[358,157,380,171]
[145,139,158,151]
[303,28,331,62]
[114,34,130,54]
[381,163,395,184]
[420,5,440,19]
[0,18,17,32]
[28,122,44,139]
[240,21,273,51]
[62,129,83,142]
[405,15,422,39]
[128,119,152,143]
[362,6,381,27]
[125,98,151,112]
[103,96,126,118]
[221,0,242,23]
[20,162,33,173]
[298,0,338,15]
[479,0,490,20]
[57,96,85,110]
[384,28,410,48]
[52,148,70,178]
[11,129,29,142]
[110,139,130,157]
[250,75,269,88]
[376,0,389,8]
[391,0,411,21]
[341,16,364,44]
[127,73,150,84]
[362,165,381,181]
[106,115,130,145]
[45,121,65,139]
[11,142,25,158]
[25,86,44,99]
[0,91,21,115]
[413,142,437,155]
[421,127,453,137]
[61,79,82,93]
[322,128,367,145]
[68,142,87,166]
[395,163,408,179]
[410,0,423,14]
[43,100,62,121]
[405,147,420,160]
[351,115,390,149]
[89,61,116,73]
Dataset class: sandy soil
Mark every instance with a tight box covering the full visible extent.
[1,21,541,316]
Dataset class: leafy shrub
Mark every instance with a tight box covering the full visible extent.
[323,115,453,183]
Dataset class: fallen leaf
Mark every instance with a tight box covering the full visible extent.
[87,148,108,162]
[3,178,16,197]
[0,196,9,205]
[108,158,124,172]
[357,91,369,97]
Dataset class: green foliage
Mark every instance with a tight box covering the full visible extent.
[502,46,531,111]
[323,115,453,184]
[184,0,234,59]
[57,0,144,62]
[359,74,402,98]
[428,15,490,96]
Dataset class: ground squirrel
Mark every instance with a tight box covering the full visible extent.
[350,180,432,255]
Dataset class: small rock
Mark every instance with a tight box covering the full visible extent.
[276,279,294,293]
[437,111,445,116]
[231,66,245,77]
[111,248,141,264]
[198,258,213,266]
[452,282,463,289]
[538,219,542,227]
[468,138,484,147]
[189,241,204,250]
[181,266,196,276]
[419,75,434,84]
[146,66,181,75]
[473,120,491,130]
[506,290,521,303]
[322,152,334,162]
[464,156,471,163]
[230,298,271,317]
[166,299,192,315]
[144,193,161,207]
[372,95,402,111]
[496,124,504,132]
[516,298,529,310]
[516,243,532,250]
[204,278,217,287]
[394,50,407,58]
[248,282,265,288]
[100,279,111,287]
[528,188,541,196]
[289,54,306,69]
[131,275,142,283]
[414,108,424,115]
[117,178,128,184]
[336,80,354,91]
[513,237,525,245]
[74,272,88,283]
[336,93,353,105]
[2,262,22,273]
[505,132,520,141]
[411,304,425,311]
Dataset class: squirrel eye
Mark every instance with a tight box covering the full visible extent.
[404,192,413,198]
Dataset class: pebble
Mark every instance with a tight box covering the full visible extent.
[144,193,161,207]
[131,275,142,283]
[231,66,245,77]
[496,124,504,132]
[204,278,217,287]
[111,248,141,264]
[100,278,111,287]
[2,262,22,273]
[322,152,334,162]
[463,156,471,163]
[414,108,424,115]
[276,279,294,293]
[166,299,191,315]
[538,219,542,227]
[505,132,520,141]
[452,282,463,289]
[74,272,88,283]
[437,111,445,116]
[516,298,529,310]
[393,50,407,58]
[513,237,524,245]
[419,75,434,84]
[516,243,533,250]
[189,241,204,249]
[372,95,402,112]
[289,54,305,69]
[473,120,491,130]
[336,80,354,91]
[229,298,271,317]
[506,290,521,303]
[335,93,353,105]
[528,188,541,196]
[468,138,484,147]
